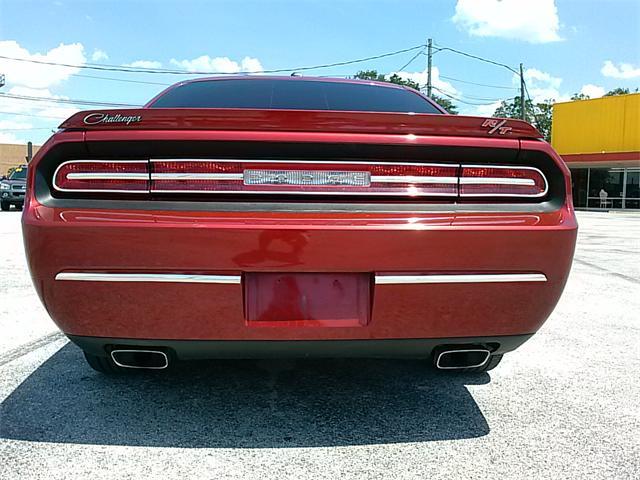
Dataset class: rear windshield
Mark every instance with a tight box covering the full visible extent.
[8,168,27,180]
[149,79,441,114]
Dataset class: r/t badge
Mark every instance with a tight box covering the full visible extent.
[482,119,513,135]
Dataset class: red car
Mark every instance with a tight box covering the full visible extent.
[22,76,576,374]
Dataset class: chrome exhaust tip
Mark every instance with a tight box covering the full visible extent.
[110,349,169,370]
[435,348,491,370]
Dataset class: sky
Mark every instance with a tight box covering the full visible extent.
[0,0,639,145]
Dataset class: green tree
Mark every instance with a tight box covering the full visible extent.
[353,70,386,82]
[533,100,553,142]
[353,70,458,114]
[492,96,553,142]
[570,92,590,100]
[604,87,638,96]
[493,96,533,120]
[429,95,459,115]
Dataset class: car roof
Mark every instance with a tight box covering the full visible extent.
[143,75,444,111]
[171,75,413,91]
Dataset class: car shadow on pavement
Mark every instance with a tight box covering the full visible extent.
[0,343,491,448]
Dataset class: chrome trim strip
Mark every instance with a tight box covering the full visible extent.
[110,349,169,370]
[67,172,149,180]
[459,177,535,186]
[55,272,242,284]
[372,175,458,184]
[151,173,244,181]
[436,349,491,370]
[150,158,459,168]
[375,273,547,284]
[55,272,546,285]
[150,189,458,196]
[53,160,149,194]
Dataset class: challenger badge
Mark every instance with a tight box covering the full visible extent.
[83,112,142,126]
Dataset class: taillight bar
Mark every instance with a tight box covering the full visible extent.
[460,165,547,198]
[53,160,149,193]
[51,159,548,199]
[150,159,459,197]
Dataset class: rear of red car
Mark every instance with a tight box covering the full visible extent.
[22,77,577,373]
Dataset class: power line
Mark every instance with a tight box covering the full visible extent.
[396,47,426,73]
[433,43,519,75]
[0,127,54,131]
[456,92,505,102]
[71,73,171,86]
[0,44,426,76]
[429,85,504,104]
[0,110,68,120]
[431,86,504,106]
[438,74,517,90]
[0,92,139,107]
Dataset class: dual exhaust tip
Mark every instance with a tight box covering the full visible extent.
[435,348,491,370]
[109,347,490,371]
[110,349,169,370]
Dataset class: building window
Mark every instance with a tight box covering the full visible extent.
[570,168,588,208]
[572,167,640,210]
[625,169,640,209]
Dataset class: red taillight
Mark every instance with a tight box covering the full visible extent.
[51,160,549,200]
[54,161,149,192]
[459,165,547,198]
[151,160,458,197]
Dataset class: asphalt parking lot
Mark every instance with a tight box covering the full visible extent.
[0,210,638,479]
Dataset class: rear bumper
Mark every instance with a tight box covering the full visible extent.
[68,334,533,360]
[23,203,577,342]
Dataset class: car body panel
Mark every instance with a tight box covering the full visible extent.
[23,198,576,340]
[22,81,576,358]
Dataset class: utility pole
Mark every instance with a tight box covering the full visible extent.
[26,142,33,163]
[519,63,526,121]
[426,38,433,98]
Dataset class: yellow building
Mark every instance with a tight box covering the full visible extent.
[552,93,640,209]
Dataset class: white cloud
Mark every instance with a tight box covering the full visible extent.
[580,84,605,98]
[124,60,163,69]
[0,40,86,89]
[0,40,85,145]
[1,87,65,115]
[0,132,25,144]
[0,85,77,125]
[9,86,58,98]
[601,60,640,79]
[91,49,108,61]
[0,119,42,145]
[467,100,503,118]
[524,68,562,89]
[389,66,459,97]
[170,56,263,73]
[517,67,567,103]
[37,106,80,119]
[453,0,562,43]
[0,119,33,131]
